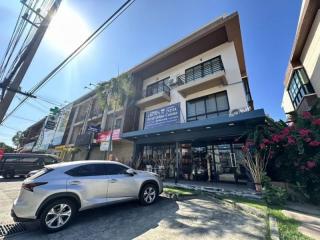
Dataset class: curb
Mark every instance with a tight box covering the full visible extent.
[164,182,261,200]
[269,216,280,240]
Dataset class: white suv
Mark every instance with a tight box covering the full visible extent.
[11,160,163,232]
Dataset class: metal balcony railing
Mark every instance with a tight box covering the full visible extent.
[176,56,224,85]
[143,84,170,98]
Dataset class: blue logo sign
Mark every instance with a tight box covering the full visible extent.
[144,103,180,129]
[87,125,100,133]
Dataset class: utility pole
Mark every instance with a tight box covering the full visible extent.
[0,0,62,123]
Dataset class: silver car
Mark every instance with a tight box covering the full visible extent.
[11,160,163,232]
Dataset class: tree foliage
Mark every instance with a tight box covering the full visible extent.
[0,142,14,152]
[96,73,134,111]
[11,131,25,147]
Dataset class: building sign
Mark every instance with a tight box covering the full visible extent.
[33,116,55,152]
[229,106,251,117]
[33,104,73,152]
[51,104,73,146]
[144,103,180,130]
[100,141,112,151]
[87,125,100,133]
[96,129,120,143]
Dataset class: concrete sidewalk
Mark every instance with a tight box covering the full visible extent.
[283,202,320,240]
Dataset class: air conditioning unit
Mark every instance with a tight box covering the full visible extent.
[169,78,178,86]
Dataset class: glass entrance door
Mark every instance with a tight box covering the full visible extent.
[191,146,208,181]
[214,144,238,182]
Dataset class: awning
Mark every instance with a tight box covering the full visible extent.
[121,109,266,144]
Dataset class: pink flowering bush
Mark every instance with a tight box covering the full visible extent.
[242,101,320,203]
[267,103,320,203]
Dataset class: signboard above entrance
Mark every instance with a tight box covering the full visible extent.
[144,103,180,130]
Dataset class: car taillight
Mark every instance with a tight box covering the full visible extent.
[22,182,47,192]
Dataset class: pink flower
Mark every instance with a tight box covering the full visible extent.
[309,141,320,147]
[287,136,296,145]
[312,119,320,126]
[306,161,316,169]
[302,111,312,120]
[260,143,266,149]
[299,129,311,137]
[304,137,312,143]
[272,134,285,143]
[282,127,291,136]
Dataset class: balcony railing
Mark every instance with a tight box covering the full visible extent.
[176,56,224,85]
[143,84,170,98]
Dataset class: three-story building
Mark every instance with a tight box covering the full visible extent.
[122,12,266,183]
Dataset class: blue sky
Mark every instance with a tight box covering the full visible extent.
[0,0,301,146]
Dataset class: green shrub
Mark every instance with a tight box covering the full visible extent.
[262,175,287,206]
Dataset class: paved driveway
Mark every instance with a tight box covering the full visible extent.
[0,178,23,224]
[0,178,266,240]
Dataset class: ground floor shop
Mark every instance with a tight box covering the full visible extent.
[138,142,247,183]
[123,109,266,184]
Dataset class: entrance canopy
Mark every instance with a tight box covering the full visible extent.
[122,109,266,145]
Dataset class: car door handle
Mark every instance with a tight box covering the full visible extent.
[69,181,81,185]
[110,179,117,183]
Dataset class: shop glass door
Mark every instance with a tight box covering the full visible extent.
[213,144,238,182]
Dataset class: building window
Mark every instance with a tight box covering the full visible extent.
[186,91,229,122]
[185,56,224,83]
[145,77,170,97]
[288,68,315,108]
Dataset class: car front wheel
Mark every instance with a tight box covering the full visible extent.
[139,183,158,205]
[40,199,76,233]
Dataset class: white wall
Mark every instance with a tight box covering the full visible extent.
[138,42,248,130]
[301,9,320,96]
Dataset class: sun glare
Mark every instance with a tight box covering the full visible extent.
[45,4,91,54]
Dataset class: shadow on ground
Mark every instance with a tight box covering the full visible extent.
[7,196,265,240]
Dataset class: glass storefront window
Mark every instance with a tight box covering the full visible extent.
[139,142,247,183]
[141,144,175,179]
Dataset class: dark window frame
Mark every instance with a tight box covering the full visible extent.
[288,68,315,108]
[186,91,230,122]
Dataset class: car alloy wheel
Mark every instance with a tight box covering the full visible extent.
[143,186,156,204]
[45,204,72,229]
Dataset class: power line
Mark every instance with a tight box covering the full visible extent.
[1,0,136,124]
[0,124,22,132]
[36,95,64,106]
[11,114,37,123]
[16,96,48,113]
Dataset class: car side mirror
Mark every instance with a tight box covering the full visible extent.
[126,168,135,176]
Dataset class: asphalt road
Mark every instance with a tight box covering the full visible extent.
[0,178,266,240]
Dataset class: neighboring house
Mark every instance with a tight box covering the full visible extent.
[20,118,46,152]
[121,12,266,183]
[282,0,320,116]
[56,90,133,163]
